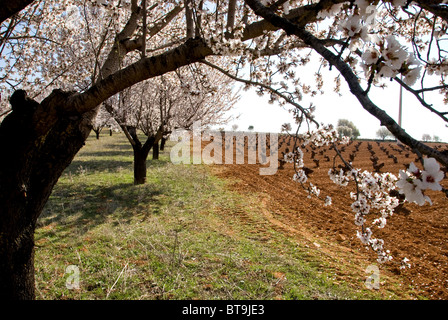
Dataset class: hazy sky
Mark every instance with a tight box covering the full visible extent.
[223,70,448,142]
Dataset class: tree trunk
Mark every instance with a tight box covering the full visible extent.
[0,0,35,24]
[160,137,166,151]
[0,89,95,299]
[125,127,156,185]
[94,128,100,139]
[152,140,159,160]
[133,147,150,185]
[0,221,36,300]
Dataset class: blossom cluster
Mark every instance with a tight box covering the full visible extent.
[329,167,399,263]
[290,124,403,264]
[396,158,445,205]
[316,0,422,86]
[291,125,352,202]
[287,147,307,184]
[361,35,422,86]
[326,153,446,264]
[302,124,350,147]
[426,58,448,77]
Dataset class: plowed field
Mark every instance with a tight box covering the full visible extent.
[204,134,448,299]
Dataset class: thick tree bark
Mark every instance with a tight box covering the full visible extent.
[0,220,35,300]
[125,127,155,185]
[0,0,34,24]
[133,147,150,185]
[0,90,95,299]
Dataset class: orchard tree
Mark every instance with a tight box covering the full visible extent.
[422,133,432,142]
[92,105,120,139]
[106,65,237,184]
[1,0,448,299]
[376,126,393,140]
[337,118,360,140]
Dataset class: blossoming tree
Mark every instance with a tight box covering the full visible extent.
[92,105,120,139]
[1,0,448,299]
[105,65,238,184]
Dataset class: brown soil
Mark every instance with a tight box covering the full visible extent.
[203,135,448,299]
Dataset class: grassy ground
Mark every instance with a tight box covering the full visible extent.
[35,132,390,300]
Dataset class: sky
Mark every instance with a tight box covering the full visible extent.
[221,70,448,142]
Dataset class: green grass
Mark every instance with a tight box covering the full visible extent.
[35,132,392,300]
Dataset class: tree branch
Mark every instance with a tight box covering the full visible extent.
[185,0,194,39]
[68,38,213,115]
[200,58,318,126]
[412,0,448,24]
[0,0,34,24]
[141,0,147,59]
[245,0,448,167]
[394,76,448,123]
[226,0,237,38]
[241,0,347,41]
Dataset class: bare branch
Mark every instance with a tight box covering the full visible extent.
[185,0,194,39]
[141,0,147,59]
[412,0,448,24]
[394,76,448,123]
[241,0,347,41]
[200,58,318,126]
[226,0,237,38]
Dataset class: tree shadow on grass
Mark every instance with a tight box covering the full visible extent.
[101,143,133,151]
[38,134,176,237]
[80,150,134,158]
[66,154,171,173]
[67,159,133,173]
[38,180,169,236]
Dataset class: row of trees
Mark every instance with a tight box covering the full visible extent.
[1,0,448,299]
[337,121,444,142]
[422,133,442,142]
[377,128,443,142]
[105,65,238,183]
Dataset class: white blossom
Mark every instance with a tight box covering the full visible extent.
[357,228,372,245]
[400,257,411,269]
[293,170,307,184]
[362,47,381,65]
[397,170,430,205]
[421,158,444,191]
[284,152,295,163]
[324,196,332,206]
